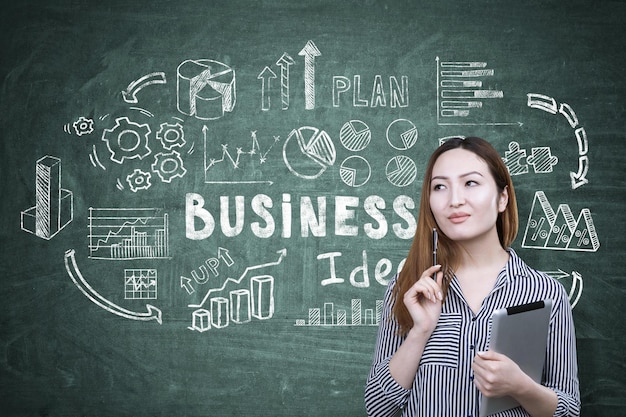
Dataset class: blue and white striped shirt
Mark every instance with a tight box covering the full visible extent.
[365,249,580,417]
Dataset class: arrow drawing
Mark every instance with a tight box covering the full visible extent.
[545,269,584,308]
[527,93,590,189]
[122,72,167,104]
[276,53,295,110]
[299,40,321,110]
[189,248,287,308]
[64,249,162,324]
[257,67,277,111]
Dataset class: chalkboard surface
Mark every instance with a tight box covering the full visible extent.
[1,1,625,416]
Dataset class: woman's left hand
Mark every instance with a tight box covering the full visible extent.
[471,350,527,398]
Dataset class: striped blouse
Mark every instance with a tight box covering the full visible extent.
[364,249,580,417]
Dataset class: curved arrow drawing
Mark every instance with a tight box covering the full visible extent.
[64,249,162,324]
[189,248,287,308]
[527,93,589,189]
[546,269,584,309]
[122,72,167,104]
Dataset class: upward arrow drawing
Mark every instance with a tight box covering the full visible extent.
[188,248,287,308]
[298,41,321,110]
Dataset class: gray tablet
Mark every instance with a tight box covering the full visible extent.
[479,299,553,417]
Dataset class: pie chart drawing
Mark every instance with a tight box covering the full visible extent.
[177,59,236,120]
[386,119,418,150]
[386,155,417,187]
[283,126,336,179]
[339,120,371,151]
[340,155,371,187]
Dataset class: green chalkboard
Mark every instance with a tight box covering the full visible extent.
[1,0,625,416]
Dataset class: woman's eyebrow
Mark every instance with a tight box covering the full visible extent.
[431,170,485,181]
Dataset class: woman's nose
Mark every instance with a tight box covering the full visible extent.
[450,186,465,207]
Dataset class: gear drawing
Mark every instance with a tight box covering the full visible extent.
[151,150,187,183]
[126,168,152,192]
[73,116,94,136]
[156,122,185,150]
[101,117,151,164]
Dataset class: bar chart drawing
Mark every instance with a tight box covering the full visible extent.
[88,208,170,260]
[21,155,74,240]
[189,275,274,332]
[436,57,519,126]
[188,249,286,332]
[294,298,383,327]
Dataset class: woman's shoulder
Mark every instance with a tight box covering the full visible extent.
[507,249,567,294]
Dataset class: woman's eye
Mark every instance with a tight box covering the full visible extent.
[466,180,479,187]
[433,183,445,191]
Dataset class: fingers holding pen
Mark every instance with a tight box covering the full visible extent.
[405,265,443,304]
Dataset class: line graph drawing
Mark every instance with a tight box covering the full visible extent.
[203,127,278,184]
[88,208,170,260]
[124,269,158,300]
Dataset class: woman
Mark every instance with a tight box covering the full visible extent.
[364,137,580,417]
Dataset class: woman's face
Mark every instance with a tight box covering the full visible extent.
[429,148,508,245]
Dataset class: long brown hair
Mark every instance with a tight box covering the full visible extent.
[392,137,519,335]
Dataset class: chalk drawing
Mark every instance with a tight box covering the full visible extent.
[258,66,277,111]
[386,119,418,151]
[122,71,167,104]
[339,120,371,152]
[436,57,521,127]
[299,40,321,110]
[385,155,417,187]
[203,127,277,184]
[151,150,187,183]
[101,117,152,164]
[332,75,409,108]
[156,122,185,150]
[126,168,152,192]
[504,141,559,176]
[545,269,584,308]
[294,298,383,327]
[64,249,162,324]
[283,126,336,180]
[527,93,589,188]
[21,156,73,240]
[177,59,235,120]
[522,191,599,252]
[89,145,106,171]
[276,53,295,110]
[340,155,371,188]
[124,269,158,300]
[180,247,235,295]
[188,249,287,332]
[88,208,170,260]
[65,116,94,136]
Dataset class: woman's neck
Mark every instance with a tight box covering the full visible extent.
[456,233,509,270]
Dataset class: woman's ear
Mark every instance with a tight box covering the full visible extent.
[498,186,509,213]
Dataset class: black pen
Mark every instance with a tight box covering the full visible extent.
[432,228,438,280]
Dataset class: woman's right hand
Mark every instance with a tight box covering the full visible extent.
[402,265,444,336]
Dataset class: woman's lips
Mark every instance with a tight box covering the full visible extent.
[448,213,470,224]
